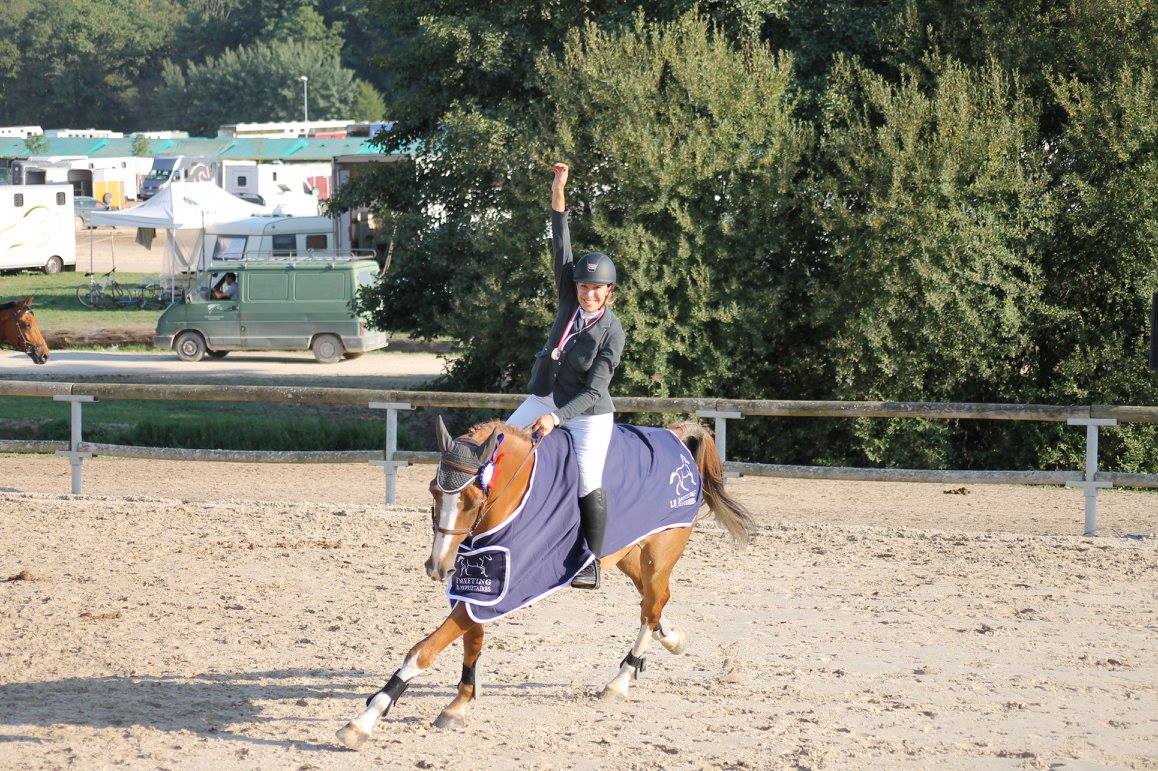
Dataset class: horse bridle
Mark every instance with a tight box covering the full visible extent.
[431,438,538,538]
[2,307,36,356]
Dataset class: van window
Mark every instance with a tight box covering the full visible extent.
[212,235,247,260]
[249,272,289,301]
[296,272,346,301]
[305,234,328,251]
[272,234,296,257]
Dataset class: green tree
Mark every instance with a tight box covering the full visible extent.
[1034,66,1158,472]
[0,0,179,130]
[155,39,377,135]
[130,134,152,157]
[23,134,49,154]
[811,57,1052,466]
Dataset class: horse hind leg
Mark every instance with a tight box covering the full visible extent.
[433,622,484,729]
[336,604,472,750]
[613,547,686,656]
[601,530,690,700]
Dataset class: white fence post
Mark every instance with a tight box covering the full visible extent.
[369,401,412,505]
[1064,417,1117,536]
[52,394,95,495]
[696,410,743,479]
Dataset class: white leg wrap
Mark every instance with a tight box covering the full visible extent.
[652,617,688,654]
[350,657,425,734]
[604,623,652,697]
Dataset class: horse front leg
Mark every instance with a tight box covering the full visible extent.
[336,603,472,750]
[433,621,484,729]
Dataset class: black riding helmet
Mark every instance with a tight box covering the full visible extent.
[572,251,617,285]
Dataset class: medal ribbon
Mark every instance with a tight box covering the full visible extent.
[553,307,604,359]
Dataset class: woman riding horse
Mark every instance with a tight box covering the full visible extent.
[508,161,625,590]
[337,418,754,749]
[0,297,50,364]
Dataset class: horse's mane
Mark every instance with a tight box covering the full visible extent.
[0,301,17,313]
[467,419,532,444]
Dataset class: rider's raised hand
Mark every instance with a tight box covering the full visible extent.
[551,163,568,213]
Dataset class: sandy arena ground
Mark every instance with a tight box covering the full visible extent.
[0,455,1154,769]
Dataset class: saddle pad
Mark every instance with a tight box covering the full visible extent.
[449,424,703,623]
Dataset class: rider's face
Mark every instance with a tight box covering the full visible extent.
[576,282,611,313]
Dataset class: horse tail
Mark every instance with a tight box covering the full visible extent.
[672,421,755,545]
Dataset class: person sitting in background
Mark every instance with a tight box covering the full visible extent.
[210,272,238,300]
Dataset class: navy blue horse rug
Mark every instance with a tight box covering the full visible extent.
[448,424,703,623]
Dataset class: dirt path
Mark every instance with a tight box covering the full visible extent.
[2,348,448,385]
[0,456,1154,769]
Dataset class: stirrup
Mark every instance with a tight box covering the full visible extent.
[571,560,600,590]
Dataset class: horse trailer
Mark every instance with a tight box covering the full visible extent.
[0,184,76,274]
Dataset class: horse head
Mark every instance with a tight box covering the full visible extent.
[0,297,49,364]
[425,416,535,582]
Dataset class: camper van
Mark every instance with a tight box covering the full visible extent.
[200,215,355,269]
[140,156,218,199]
[154,258,387,363]
[0,184,76,274]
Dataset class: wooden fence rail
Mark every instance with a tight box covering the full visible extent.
[0,380,1155,535]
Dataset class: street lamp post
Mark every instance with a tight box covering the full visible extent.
[299,75,309,123]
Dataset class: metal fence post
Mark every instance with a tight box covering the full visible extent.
[52,394,95,494]
[1064,417,1117,536]
[369,401,413,505]
[696,410,743,479]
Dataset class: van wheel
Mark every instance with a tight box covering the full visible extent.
[311,334,344,364]
[175,331,207,362]
[342,351,364,360]
[44,256,63,275]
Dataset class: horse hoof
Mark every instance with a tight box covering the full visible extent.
[336,722,370,751]
[433,712,465,729]
[599,684,628,701]
[658,629,688,655]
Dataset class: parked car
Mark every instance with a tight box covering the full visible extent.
[154,258,388,363]
[74,195,109,228]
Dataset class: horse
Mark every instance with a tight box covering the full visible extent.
[337,417,754,750]
[0,297,49,364]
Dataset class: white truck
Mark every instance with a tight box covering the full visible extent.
[0,184,76,274]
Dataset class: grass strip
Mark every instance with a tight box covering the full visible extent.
[0,397,417,452]
[0,270,164,332]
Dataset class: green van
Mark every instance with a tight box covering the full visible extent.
[154,259,387,363]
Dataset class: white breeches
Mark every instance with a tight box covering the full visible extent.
[508,394,613,496]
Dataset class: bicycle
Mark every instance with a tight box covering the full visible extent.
[76,269,130,309]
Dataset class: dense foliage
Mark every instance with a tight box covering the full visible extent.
[344,2,1156,472]
[0,0,389,131]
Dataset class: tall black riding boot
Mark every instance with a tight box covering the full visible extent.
[571,488,607,590]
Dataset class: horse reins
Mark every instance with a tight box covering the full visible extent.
[432,437,539,538]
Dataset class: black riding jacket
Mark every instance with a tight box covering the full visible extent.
[526,209,625,422]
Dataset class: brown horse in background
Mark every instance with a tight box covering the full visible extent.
[0,297,49,364]
[337,418,754,750]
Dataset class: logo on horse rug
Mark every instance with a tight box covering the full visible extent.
[449,425,703,623]
[449,547,509,604]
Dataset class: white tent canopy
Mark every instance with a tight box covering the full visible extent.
[85,181,267,229]
[84,181,268,274]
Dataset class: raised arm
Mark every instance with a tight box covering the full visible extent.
[551,162,568,213]
[550,162,574,299]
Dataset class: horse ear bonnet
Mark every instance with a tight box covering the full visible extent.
[437,437,486,493]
